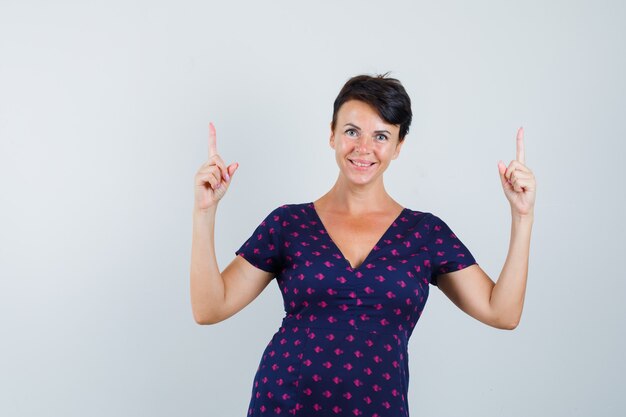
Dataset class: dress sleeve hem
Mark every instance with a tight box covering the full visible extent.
[431,261,479,287]
[235,247,279,275]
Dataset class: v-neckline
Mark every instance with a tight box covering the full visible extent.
[308,202,407,271]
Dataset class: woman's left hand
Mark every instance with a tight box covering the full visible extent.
[497,127,536,218]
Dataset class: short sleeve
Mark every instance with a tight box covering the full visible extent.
[427,214,478,286]
[235,206,284,275]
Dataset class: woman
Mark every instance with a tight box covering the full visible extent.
[190,74,536,416]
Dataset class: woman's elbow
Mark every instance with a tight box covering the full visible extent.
[501,321,519,330]
[486,311,520,330]
[194,314,214,325]
[192,307,223,325]
[494,315,520,330]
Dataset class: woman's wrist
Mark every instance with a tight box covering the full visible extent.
[511,210,534,225]
[193,204,218,218]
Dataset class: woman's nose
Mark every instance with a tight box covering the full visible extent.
[355,135,373,153]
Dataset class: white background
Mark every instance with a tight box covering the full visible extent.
[1,0,624,416]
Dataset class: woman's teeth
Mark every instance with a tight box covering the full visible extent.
[350,160,373,167]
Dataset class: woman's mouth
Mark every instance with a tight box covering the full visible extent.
[348,159,376,170]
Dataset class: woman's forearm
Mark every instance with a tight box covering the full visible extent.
[190,206,225,324]
[490,211,534,329]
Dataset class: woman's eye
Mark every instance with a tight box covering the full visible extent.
[376,135,388,141]
[346,129,357,137]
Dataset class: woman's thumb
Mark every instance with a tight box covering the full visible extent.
[227,162,239,178]
[497,160,510,188]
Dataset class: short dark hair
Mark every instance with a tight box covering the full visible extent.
[331,73,413,142]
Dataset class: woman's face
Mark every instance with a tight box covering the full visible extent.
[330,99,404,186]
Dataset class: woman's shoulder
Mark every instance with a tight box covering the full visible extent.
[278,202,313,208]
[404,209,467,238]
[261,202,314,221]
[253,203,314,232]
[401,206,432,218]
[271,202,313,213]
[400,207,464,236]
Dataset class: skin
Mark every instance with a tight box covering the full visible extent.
[311,100,407,269]
[190,101,536,330]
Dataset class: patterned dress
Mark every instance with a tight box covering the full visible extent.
[235,202,477,416]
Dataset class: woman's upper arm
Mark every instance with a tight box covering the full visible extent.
[215,255,275,323]
[435,264,508,329]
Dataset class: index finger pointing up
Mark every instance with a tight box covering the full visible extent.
[208,122,218,158]
[516,126,525,164]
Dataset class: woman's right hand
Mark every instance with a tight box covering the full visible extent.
[194,122,239,211]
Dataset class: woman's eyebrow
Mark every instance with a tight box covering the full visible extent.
[344,123,391,135]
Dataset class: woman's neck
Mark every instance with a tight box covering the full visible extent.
[314,177,401,216]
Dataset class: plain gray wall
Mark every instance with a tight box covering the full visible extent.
[1,0,624,416]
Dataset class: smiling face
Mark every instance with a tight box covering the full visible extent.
[330,99,404,187]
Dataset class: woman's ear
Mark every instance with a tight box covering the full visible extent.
[329,122,335,149]
[392,139,404,159]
